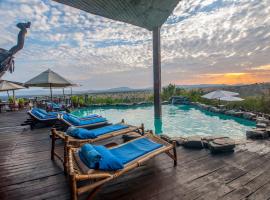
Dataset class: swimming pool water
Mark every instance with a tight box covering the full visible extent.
[72,105,255,139]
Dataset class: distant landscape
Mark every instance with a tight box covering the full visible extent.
[1,82,269,99]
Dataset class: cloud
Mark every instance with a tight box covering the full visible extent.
[0,0,270,90]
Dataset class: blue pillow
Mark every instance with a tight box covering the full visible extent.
[79,144,101,169]
[66,127,96,139]
[64,114,81,125]
[32,109,46,119]
[93,145,124,171]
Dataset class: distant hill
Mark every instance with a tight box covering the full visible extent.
[104,87,136,92]
[1,83,269,98]
[196,83,270,97]
[176,84,229,89]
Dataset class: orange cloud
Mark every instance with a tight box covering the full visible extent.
[175,72,270,85]
[201,73,257,84]
[174,64,270,85]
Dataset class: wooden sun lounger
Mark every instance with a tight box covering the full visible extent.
[67,132,177,200]
[51,120,145,174]
[54,114,109,131]
[21,110,58,130]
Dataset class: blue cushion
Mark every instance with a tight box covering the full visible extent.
[66,124,127,139]
[31,109,57,120]
[36,108,48,115]
[31,109,46,119]
[94,145,124,171]
[66,127,96,139]
[110,138,163,164]
[67,113,99,120]
[63,114,81,125]
[78,117,107,126]
[79,144,101,169]
[85,124,128,137]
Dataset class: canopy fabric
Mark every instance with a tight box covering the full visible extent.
[202,90,239,100]
[0,80,25,91]
[24,69,73,87]
[53,0,180,30]
[219,96,244,102]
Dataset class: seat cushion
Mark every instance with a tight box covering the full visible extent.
[66,124,128,139]
[77,117,107,126]
[66,127,96,139]
[110,138,163,164]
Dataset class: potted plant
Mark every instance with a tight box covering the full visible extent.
[18,98,25,109]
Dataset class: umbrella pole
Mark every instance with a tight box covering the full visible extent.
[70,87,73,107]
[7,91,9,99]
[12,90,15,103]
[50,84,53,101]
[63,88,65,104]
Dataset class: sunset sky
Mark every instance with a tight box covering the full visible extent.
[0,0,270,90]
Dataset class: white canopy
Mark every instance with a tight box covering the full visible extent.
[219,96,244,102]
[202,90,239,100]
[0,80,25,91]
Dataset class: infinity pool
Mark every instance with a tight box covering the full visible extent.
[72,105,255,139]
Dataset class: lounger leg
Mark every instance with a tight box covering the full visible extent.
[51,129,55,160]
[70,174,77,200]
[64,136,69,175]
[173,141,177,166]
[30,120,35,130]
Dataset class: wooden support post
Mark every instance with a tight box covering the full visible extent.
[173,141,177,166]
[64,135,69,175]
[153,27,162,118]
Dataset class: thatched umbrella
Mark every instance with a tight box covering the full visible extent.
[25,69,74,101]
[0,80,25,101]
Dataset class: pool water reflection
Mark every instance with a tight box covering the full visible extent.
[72,105,255,139]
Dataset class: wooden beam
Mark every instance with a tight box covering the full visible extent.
[153,27,162,118]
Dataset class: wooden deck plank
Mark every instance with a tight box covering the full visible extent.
[0,110,269,200]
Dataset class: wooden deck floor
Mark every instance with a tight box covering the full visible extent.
[0,110,270,200]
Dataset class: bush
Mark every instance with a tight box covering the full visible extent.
[8,97,14,103]
[162,83,270,114]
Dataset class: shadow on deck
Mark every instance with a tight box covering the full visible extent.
[0,110,270,200]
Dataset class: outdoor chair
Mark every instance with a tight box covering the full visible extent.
[51,120,145,174]
[23,108,59,129]
[67,132,177,200]
[55,113,108,131]
[23,108,102,130]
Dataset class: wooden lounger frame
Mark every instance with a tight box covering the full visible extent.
[51,119,145,174]
[67,132,177,200]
